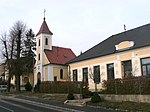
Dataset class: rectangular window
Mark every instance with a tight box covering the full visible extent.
[73,69,78,81]
[141,57,150,76]
[82,67,88,84]
[93,65,100,83]
[107,63,114,80]
[122,60,132,78]
[54,76,57,81]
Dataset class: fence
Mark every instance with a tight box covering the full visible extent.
[102,76,150,95]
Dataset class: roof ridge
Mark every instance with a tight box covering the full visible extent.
[111,23,150,37]
[52,46,72,50]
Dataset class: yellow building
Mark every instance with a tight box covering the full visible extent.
[68,24,150,91]
[34,17,76,85]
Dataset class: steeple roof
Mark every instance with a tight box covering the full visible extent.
[36,18,53,36]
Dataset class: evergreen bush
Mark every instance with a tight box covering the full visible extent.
[34,79,41,92]
[67,93,75,100]
[91,93,101,103]
[25,82,32,91]
[82,85,92,98]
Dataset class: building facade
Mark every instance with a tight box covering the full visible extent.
[34,17,76,85]
[68,24,150,91]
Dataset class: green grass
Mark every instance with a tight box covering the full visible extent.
[10,92,67,102]
[87,101,150,112]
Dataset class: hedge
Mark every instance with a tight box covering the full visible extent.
[0,81,7,85]
[38,81,89,94]
[102,76,150,95]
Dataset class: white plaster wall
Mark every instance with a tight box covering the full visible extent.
[48,65,53,81]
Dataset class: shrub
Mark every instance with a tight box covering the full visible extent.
[25,82,32,91]
[34,79,41,93]
[101,76,150,94]
[82,85,92,98]
[39,81,86,93]
[91,93,101,103]
[67,93,75,100]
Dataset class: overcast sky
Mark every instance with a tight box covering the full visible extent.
[0,0,150,57]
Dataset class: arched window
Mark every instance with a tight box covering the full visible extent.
[39,39,40,46]
[45,38,48,45]
[60,69,63,79]
[38,53,40,60]
[37,72,41,82]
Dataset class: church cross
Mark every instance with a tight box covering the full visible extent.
[43,9,46,21]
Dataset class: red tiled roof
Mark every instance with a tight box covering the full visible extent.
[44,46,76,65]
[36,18,53,36]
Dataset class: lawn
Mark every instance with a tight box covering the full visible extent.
[87,100,150,112]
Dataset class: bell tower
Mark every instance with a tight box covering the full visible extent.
[34,11,53,84]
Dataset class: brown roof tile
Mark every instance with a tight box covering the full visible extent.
[36,18,53,36]
[44,46,76,65]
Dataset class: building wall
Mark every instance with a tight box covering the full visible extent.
[100,94,150,103]
[69,46,150,91]
[42,64,68,82]
[44,66,48,81]
[53,65,68,81]
[43,53,49,65]
[34,32,52,85]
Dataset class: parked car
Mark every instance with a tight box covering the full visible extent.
[0,85,7,92]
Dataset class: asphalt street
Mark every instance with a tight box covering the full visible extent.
[0,94,119,112]
[0,98,60,112]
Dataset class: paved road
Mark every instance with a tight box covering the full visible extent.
[0,97,60,112]
[0,94,119,112]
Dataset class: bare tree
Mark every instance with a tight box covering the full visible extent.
[89,66,100,92]
[9,21,27,91]
[0,21,27,92]
[0,32,15,92]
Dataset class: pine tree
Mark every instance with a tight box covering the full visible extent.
[22,29,36,82]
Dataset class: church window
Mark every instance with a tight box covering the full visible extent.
[45,38,48,45]
[39,39,40,46]
[38,53,40,60]
[60,69,63,79]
